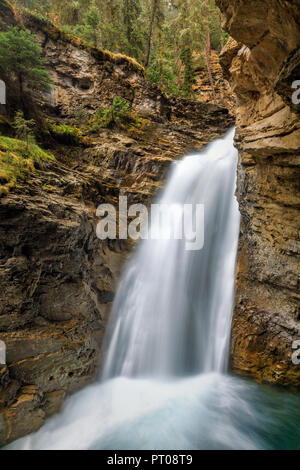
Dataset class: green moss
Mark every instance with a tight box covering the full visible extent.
[46,121,84,145]
[0,135,55,196]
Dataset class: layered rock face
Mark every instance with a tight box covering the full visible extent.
[0,4,234,445]
[194,50,235,113]
[217,0,300,387]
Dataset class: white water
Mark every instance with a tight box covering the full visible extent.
[102,127,240,379]
[6,129,300,450]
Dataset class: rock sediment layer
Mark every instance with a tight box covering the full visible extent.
[217,0,300,387]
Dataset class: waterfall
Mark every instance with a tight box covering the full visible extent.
[102,127,240,379]
[7,128,300,451]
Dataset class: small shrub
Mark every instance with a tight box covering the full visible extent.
[93,97,150,135]
[94,97,131,129]
[13,111,36,150]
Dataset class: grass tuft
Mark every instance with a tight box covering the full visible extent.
[0,135,55,196]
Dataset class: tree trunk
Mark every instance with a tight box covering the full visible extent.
[159,29,163,83]
[124,0,131,44]
[19,73,26,110]
[205,27,217,105]
[219,11,224,50]
[144,0,158,68]
[96,27,103,49]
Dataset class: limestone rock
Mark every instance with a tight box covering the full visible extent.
[216,0,300,388]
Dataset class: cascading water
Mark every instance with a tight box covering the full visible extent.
[102,127,240,379]
[6,129,300,451]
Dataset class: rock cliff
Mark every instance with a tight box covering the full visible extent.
[194,49,235,113]
[216,0,300,387]
[0,2,234,445]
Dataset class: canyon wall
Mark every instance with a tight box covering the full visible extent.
[216,0,300,387]
[0,3,234,445]
[194,49,235,113]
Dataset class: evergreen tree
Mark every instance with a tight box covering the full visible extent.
[0,26,51,100]
[13,110,36,150]
[49,0,80,25]
[80,3,101,47]
[180,46,196,99]
[122,0,144,59]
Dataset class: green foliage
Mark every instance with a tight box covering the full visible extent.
[222,30,229,47]
[16,0,43,10]
[46,121,84,145]
[0,26,51,95]
[94,97,132,129]
[145,20,179,95]
[15,0,223,99]
[0,135,55,196]
[13,111,36,147]
[180,47,196,99]
[93,96,150,136]
[122,0,144,60]
[78,3,101,47]
[85,4,100,28]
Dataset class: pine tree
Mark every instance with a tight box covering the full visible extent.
[81,3,101,47]
[13,110,36,150]
[170,0,221,101]
[122,0,144,59]
[180,46,196,99]
[0,26,51,101]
